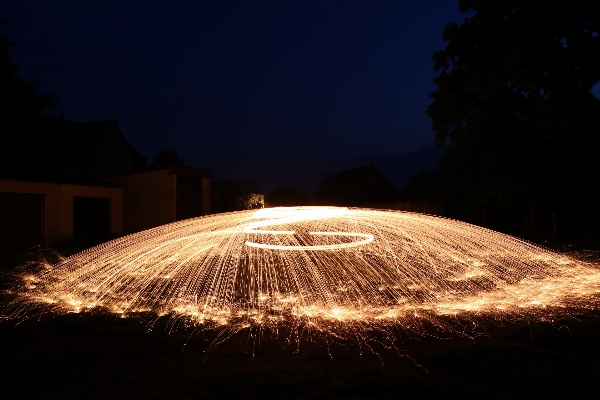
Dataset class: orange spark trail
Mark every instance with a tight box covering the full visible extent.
[6,207,600,340]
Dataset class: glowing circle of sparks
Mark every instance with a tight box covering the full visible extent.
[244,207,374,250]
[6,207,600,340]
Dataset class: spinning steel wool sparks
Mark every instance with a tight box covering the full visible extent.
[7,207,600,340]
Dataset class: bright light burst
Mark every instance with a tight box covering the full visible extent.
[7,207,600,342]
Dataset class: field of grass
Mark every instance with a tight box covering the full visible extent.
[1,244,600,399]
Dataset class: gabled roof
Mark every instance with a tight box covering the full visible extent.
[39,115,118,169]
[125,141,148,172]
[313,165,399,206]
[38,115,146,171]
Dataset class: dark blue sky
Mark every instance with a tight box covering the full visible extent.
[3,1,467,192]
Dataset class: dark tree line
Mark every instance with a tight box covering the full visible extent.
[423,0,600,244]
[149,148,185,169]
[211,179,264,213]
[0,19,59,180]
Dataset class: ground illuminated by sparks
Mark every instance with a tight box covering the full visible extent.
[6,207,600,344]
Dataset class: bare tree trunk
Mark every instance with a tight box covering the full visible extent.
[551,210,557,240]
[482,209,488,228]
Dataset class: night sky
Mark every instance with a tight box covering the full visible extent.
[3,1,467,193]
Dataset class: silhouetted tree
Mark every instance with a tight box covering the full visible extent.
[211,179,263,213]
[149,148,185,168]
[266,185,311,207]
[427,1,600,238]
[0,19,58,180]
[400,170,443,201]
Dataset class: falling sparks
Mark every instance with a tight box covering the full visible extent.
[5,207,600,343]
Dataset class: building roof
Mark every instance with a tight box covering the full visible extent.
[39,115,115,169]
[90,165,212,181]
[167,165,212,178]
[313,165,399,206]
[38,115,147,172]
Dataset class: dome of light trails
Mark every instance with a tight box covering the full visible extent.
[9,207,600,338]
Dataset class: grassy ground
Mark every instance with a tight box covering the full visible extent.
[1,245,600,399]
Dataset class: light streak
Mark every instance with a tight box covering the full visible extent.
[5,207,600,344]
[244,207,374,250]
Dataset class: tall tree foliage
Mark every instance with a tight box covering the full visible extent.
[210,180,263,213]
[149,148,185,168]
[426,1,600,216]
[0,19,58,180]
